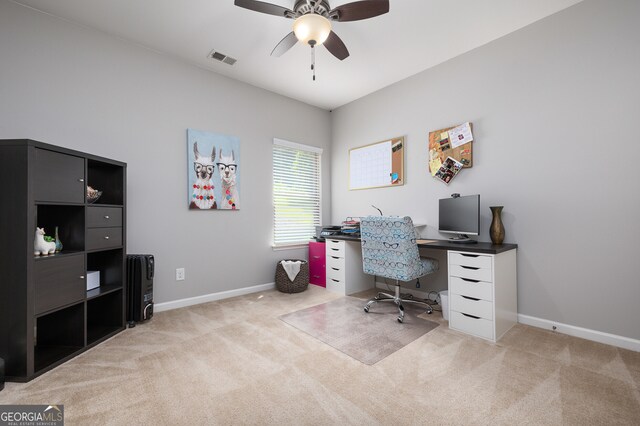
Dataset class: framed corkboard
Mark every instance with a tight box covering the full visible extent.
[428,123,473,175]
[349,137,404,190]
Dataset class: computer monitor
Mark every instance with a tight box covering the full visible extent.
[439,194,480,243]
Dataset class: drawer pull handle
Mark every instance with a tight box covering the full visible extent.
[461,266,479,270]
[331,256,340,259]
[104,236,110,240]
[460,254,479,258]
[104,215,110,219]
[462,295,480,301]
[78,178,85,182]
[461,278,480,283]
[331,267,339,271]
[79,275,85,279]
[312,275,320,278]
[331,248,339,251]
[312,256,320,259]
[462,313,480,319]
[331,279,339,282]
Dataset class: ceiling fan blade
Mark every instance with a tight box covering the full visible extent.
[234,0,294,18]
[329,0,389,22]
[324,31,349,60]
[271,31,299,57]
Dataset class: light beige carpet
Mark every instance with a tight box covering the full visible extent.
[280,296,439,365]
[1,285,639,425]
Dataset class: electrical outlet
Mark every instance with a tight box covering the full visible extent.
[176,268,185,281]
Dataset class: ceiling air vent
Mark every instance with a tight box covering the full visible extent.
[208,49,237,66]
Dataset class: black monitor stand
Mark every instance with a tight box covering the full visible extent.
[448,234,478,244]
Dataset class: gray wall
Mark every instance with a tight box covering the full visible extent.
[331,0,640,340]
[0,0,331,303]
[1,0,638,341]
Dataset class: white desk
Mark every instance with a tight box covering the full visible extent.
[324,236,518,342]
[325,239,372,295]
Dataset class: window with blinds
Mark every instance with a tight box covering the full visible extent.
[273,139,322,247]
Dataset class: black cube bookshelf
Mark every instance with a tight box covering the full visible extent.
[0,139,127,381]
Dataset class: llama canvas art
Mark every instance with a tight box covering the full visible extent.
[187,129,241,210]
[190,141,217,209]
[217,148,239,209]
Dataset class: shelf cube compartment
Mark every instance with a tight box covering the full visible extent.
[87,289,124,345]
[34,302,84,373]
[87,160,124,205]
[35,205,85,253]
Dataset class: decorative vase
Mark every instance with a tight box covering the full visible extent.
[490,206,505,245]
[54,226,63,253]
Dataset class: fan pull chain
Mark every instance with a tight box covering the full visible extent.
[311,45,316,81]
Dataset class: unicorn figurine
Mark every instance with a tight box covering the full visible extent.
[34,227,56,256]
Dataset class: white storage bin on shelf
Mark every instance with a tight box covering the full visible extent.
[86,271,100,291]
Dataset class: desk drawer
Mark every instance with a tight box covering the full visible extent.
[326,266,345,282]
[449,311,494,341]
[86,227,122,250]
[87,206,123,228]
[326,254,345,269]
[449,264,492,282]
[326,276,345,294]
[309,241,325,259]
[450,294,493,320]
[449,252,493,269]
[326,240,345,257]
[309,264,325,287]
[449,276,493,301]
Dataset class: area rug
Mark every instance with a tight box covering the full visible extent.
[279,296,439,365]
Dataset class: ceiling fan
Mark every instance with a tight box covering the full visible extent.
[235,0,390,78]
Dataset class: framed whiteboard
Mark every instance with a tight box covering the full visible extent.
[349,136,404,190]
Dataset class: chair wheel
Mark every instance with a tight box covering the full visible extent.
[397,316,403,323]
[364,306,370,313]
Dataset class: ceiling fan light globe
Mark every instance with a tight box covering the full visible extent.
[293,14,331,46]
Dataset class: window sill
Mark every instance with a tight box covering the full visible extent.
[272,243,309,251]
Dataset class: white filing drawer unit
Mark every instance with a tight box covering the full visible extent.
[448,249,517,342]
[325,239,372,295]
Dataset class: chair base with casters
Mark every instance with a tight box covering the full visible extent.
[364,282,434,323]
[359,215,439,323]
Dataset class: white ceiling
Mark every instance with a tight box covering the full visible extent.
[12,0,582,110]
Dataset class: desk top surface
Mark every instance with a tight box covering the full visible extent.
[324,235,517,254]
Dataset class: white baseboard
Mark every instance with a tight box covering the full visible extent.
[374,281,639,352]
[154,282,275,313]
[517,314,640,352]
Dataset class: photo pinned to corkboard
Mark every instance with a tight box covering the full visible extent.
[428,122,473,185]
[433,157,463,185]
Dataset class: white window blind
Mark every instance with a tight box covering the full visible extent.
[273,139,322,247]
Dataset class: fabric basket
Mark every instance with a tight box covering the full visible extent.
[275,259,309,293]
